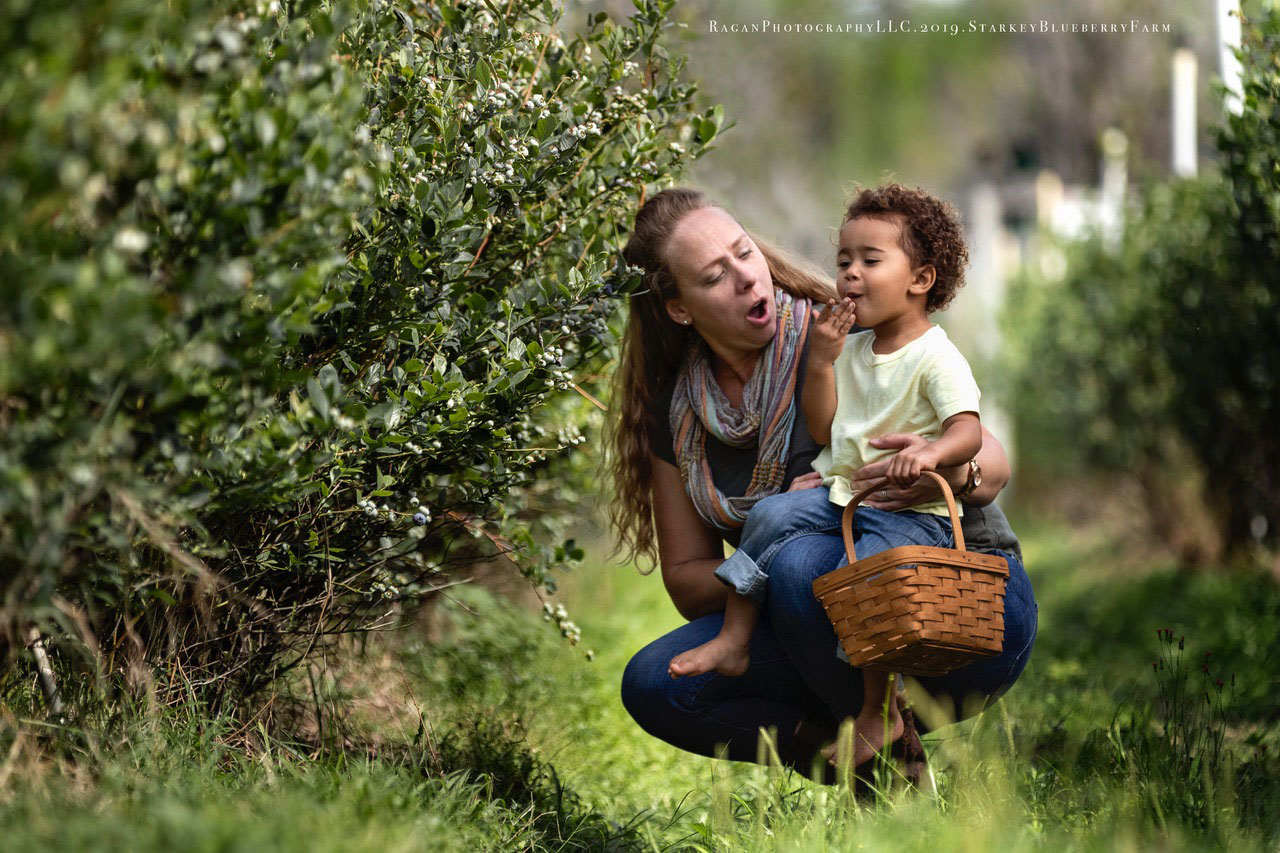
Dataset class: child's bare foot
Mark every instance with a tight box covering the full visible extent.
[820,704,904,767]
[668,635,750,678]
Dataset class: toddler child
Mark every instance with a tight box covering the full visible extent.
[667,184,984,768]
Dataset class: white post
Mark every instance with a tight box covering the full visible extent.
[1217,0,1244,115]
[957,183,1015,468]
[964,182,1003,363]
[1099,127,1128,248]
[1034,170,1064,231]
[1172,48,1198,177]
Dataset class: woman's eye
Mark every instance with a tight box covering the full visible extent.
[738,248,752,259]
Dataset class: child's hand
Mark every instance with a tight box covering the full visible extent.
[809,297,856,364]
[884,444,943,488]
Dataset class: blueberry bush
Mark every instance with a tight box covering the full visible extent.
[0,0,719,716]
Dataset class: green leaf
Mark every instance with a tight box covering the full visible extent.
[148,588,179,606]
[307,377,331,421]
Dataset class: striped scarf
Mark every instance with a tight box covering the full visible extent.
[669,288,812,533]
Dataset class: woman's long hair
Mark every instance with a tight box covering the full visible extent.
[607,188,835,572]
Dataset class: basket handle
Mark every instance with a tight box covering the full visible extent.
[840,470,966,563]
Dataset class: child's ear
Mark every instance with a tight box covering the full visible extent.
[908,264,936,296]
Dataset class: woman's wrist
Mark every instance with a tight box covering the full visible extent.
[963,428,1011,506]
[953,458,982,500]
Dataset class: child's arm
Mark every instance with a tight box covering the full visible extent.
[802,361,837,447]
[857,425,1008,509]
[883,412,981,487]
[802,297,856,446]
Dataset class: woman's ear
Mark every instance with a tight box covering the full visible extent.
[665,298,692,326]
[908,264,936,296]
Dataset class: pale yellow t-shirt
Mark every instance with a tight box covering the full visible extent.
[812,325,980,516]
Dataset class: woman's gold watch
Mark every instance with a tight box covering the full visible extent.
[954,458,982,499]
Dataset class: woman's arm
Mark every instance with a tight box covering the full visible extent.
[967,424,1011,503]
[651,454,729,620]
[851,424,1011,511]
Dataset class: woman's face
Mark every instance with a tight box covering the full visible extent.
[663,207,777,363]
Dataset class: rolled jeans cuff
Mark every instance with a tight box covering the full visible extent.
[714,548,769,608]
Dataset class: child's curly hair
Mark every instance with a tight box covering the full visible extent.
[844,184,969,313]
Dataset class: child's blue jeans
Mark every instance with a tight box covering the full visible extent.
[714,486,954,610]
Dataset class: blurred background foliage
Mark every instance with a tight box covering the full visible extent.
[1002,7,1279,560]
[648,0,1222,255]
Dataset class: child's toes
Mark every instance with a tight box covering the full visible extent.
[669,654,705,678]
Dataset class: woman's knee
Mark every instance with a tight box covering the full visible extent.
[1001,552,1038,656]
[621,638,704,737]
[620,646,666,725]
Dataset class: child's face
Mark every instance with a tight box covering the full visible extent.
[835,215,932,329]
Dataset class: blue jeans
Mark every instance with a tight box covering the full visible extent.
[714,487,954,609]
[620,527,1038,777]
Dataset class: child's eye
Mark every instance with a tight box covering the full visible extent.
[864,258,879,265]
[836,260,850,270]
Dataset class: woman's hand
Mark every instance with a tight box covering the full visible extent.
[786,471,824,491]
[849,434,968,511]
[809,297,856,365]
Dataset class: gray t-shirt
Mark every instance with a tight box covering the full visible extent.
[653,355,1022,560]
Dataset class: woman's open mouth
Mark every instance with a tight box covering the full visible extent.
[746,298,770,326]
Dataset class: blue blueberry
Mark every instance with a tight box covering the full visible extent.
[413,512,428,526]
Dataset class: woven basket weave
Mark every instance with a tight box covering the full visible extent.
[812,471,1009,677]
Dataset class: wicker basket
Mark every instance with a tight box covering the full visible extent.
[812,471,1009,677]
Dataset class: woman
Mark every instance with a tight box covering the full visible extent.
[608,188,1037,778]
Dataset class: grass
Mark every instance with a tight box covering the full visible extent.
[2,515,1278,851]
[525,514,1280,850]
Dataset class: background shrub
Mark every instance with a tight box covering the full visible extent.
[1002,6,1279,560]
